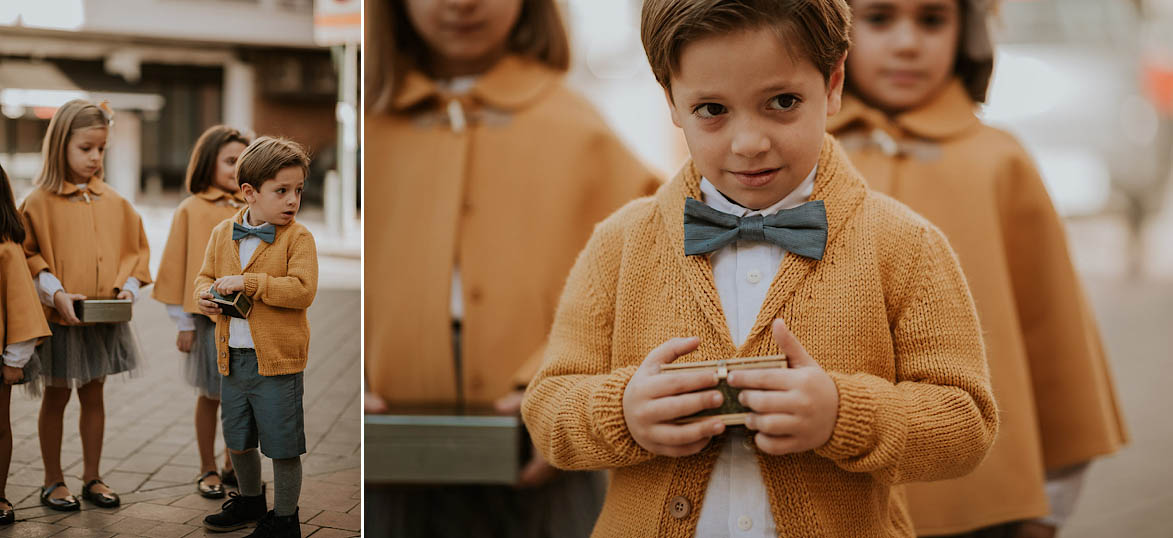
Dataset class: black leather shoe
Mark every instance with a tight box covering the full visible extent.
[244,508,300,538]
[198,470,227,499]
[81,479,121,508]
[39,482,80,512]
[0,497,14,525]
[204,491,267,532]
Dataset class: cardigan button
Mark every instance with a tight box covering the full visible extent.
[668,496,690,519]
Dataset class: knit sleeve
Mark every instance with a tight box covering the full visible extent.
[815,225,998,485]
[521,216,656,471]
[243,229,318,310]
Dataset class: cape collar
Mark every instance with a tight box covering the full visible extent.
[828,78,981,140]
[391,55,559,113]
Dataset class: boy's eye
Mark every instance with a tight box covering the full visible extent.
[277,188,286,194]
[768,94,800,111]
[692,103,727,119]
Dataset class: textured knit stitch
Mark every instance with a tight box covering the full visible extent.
[193,208,317,377]
[521,135,998,538]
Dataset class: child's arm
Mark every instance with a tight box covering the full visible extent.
[241,230,317,309]
[808,226,998,485]
[521,219,724,471]
[114,211,152,298]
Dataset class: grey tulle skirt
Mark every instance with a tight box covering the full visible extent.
[183,314,222,398]
[36,322,142,388]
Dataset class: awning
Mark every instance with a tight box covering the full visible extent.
[0,59,164,117]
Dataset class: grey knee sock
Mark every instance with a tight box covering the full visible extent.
[229,450,264,497]
[272,456,302,517]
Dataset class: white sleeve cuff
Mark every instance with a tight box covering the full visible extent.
[1038,462,1091,527]
[2,338,38,368]
[37,271,64,307]
[166,304,197,331]
[122,277,141,300]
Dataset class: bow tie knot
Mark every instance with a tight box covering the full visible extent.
[683,197,828,259]
[232,222,276,244]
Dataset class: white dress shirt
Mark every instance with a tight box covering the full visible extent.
[228,209,264,349]
[694,165,817,538]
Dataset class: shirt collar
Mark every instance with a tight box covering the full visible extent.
[59,176,107,196]
[239,209,269,229]
[391,55,559,113]
[828,78,980,140]
[699,163,818,217]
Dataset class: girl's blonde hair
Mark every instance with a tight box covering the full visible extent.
[366,0,571,114]
[34,99,112,194]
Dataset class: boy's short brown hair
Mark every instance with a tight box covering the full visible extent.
[236,136,310,190]
[641,0,852,92]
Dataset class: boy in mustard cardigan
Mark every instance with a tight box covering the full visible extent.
[520,1,998,536]
[194,136,318,538]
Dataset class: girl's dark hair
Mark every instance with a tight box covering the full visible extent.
[366,0,571,114]
[0,163,25,244]
[185,125,252,195]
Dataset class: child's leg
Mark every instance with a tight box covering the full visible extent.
[0,384,11,505]
[76,379,111,492]
[228,448,263,496]
[195,395,222,484]
[39,385,72,497]
[272,456,302,517]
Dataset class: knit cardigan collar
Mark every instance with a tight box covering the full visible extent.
[655,134,869,356]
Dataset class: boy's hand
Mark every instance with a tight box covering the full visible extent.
[2,365,23,385]
[176,330,195,353]
[197,290,222,316]
[213,275,245,295]
[53,290,85,325]
[728,319,839,456]
[622,337,727,457]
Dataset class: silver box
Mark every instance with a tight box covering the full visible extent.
[73,299,133,323]
[365,411,522,485]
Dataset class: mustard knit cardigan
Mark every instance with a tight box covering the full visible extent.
[521,135,999,538]
[193,208,317,376]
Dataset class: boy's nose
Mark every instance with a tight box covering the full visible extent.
[731,130,771,158]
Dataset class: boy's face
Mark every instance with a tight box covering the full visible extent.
[666,27,844,210]
[846,0,960,113]
[241,167,304,226]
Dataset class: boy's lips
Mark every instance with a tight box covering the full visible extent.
[730,168,779,188]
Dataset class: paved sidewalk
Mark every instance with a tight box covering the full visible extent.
[0,289,361,537]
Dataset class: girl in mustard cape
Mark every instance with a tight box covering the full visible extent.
[828,1,1128,536]
[153,125,252,499]
[1,163,52,525]
[19,100,151,512]
[364,0,659,535]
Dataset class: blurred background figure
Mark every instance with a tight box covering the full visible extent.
[0,2,361,536]
[560,0,1171,536]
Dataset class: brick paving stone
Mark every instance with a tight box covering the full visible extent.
[0,521,66,537]
[51,527,116,537]
[54,512,125,529]
[306,510,360,532]
[305,528,360,538]
[116,503,204,525]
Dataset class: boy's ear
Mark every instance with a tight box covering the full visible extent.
[240,182,256,201]
[663,86,683,128]
[826,53,847,117]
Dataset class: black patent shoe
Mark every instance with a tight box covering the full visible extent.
[81,479,121,508]
[39,482,80,512]
[204,491,267,532]
[0,497,14,525]
[198,470,227,499]
[245,508,301,538]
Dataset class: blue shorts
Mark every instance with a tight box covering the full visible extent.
[220,348,306,459]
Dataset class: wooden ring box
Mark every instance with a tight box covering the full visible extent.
[660,354,787,425]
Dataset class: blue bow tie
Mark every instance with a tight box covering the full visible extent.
[683,197,828,259]
[232,222,276,244]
